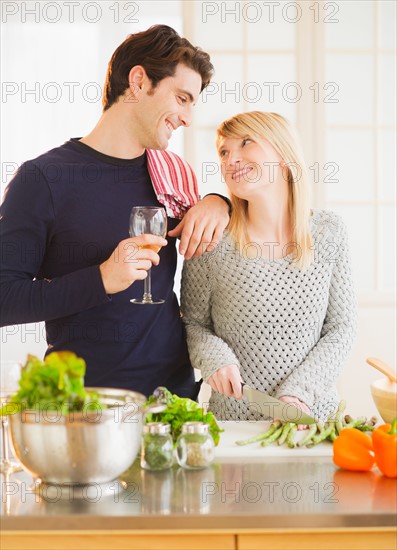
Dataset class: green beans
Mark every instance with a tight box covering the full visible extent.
[234,402,379,450]
[261,426,284,447]
[235,421,282,446]
[287,424,298,448]
[335,400,346,434]
[297,424,317,447]
[307,424,335,447]
[345,416,366,429]
[278,422,294,446]
[356,416,377,432]
[328,426,337,442]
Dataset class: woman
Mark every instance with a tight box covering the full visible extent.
[181,111,357,424]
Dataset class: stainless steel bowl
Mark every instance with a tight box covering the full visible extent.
[8,387,147,484]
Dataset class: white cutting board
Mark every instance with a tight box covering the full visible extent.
[215,421,333,458]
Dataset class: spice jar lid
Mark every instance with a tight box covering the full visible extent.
[181,421,209,434]
[143,422,171,434]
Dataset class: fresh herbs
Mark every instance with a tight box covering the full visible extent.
[0,352,104,416]
[141,432,174,471]
[145,387,223,446]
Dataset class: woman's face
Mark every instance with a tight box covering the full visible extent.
[217,134,284,200]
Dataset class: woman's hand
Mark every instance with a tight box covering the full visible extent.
[278,395,311,431]
[207,365,243,399]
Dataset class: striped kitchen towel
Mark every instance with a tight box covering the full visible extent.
[146,149,200,219]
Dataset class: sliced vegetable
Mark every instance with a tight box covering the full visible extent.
[372,418,397,478]
[333,428,375,472]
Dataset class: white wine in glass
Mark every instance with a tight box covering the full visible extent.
[129,206,167,305]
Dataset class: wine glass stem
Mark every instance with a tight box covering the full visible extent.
[2,417,9,462]
[143,269,153,303]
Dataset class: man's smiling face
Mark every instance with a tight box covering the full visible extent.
[131,64,202,151]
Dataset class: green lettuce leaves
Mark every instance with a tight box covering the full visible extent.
[145,387,223,446]
[1,351,103,416]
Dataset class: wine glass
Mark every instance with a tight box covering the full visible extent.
[1,362,23,474]
[129,206,167,305]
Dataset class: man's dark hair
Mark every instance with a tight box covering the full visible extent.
[102,25,214,111]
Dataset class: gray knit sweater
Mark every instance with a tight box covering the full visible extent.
[181,210,357,421]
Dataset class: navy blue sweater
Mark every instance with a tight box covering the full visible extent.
[0,139,195,398]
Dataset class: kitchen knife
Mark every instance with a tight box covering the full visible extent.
[242,385,316,425]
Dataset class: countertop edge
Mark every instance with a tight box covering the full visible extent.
[2,514,396,531]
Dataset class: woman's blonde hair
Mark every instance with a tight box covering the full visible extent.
[216,111,313,269]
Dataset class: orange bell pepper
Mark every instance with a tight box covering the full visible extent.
[333,428,375,472]
[372,418,397,479]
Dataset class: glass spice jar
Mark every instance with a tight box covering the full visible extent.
[141,422,173,471]
[176,422,215,470]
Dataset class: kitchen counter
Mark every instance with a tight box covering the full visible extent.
[1,422,396,550]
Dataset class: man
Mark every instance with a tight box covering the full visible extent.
[0,25,229,399]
